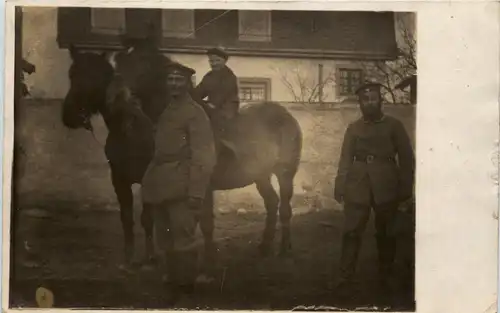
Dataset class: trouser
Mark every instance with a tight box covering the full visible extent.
[212,126,227,156]
[339,199,398,281]
[148,198,201,290]
[211,116,237,156]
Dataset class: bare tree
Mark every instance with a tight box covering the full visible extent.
[270,61,343,210]
[358,16,417,105]
[270,60,337,105]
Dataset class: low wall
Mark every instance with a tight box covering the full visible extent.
[12,99,415,212]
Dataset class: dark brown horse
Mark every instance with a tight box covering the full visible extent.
[61,46,303,276]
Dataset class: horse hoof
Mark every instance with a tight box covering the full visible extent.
[278,245,292,258]
[196,274,215,285]
[278,251,292,258]
[118,262,137,274]
[140,263,156,272]
[21,259,41,269]
[140,255,158,270]
[118,264,133,274]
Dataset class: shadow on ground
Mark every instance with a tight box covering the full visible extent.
[9,198,414,311]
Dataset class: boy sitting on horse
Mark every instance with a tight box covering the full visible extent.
[192,47,240,159]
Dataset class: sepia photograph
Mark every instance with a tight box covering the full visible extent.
[8,5,417,310]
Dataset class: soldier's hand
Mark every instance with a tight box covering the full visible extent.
[398,197,414,212]
[206,102,216,110]
[188,197,204,210]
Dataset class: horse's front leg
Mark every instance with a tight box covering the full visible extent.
[110,166,136,268]
[198,188,217,282]
[140,202,158,269]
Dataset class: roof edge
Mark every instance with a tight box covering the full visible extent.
[58,41,399,61]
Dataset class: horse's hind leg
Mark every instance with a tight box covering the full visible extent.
[110,167,136,267]
[276,168,295,256]
[255,175,280,256]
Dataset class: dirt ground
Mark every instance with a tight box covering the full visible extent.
[9,100,416,310]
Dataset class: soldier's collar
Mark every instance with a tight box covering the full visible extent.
[168,93,191,107]
[363,114,386,123]
[211,65,228,72]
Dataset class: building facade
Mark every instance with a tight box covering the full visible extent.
[23,7,403,104]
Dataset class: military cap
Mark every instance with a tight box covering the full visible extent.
[355,82,383,95]
[206,47,229,60]
[166,62,196,77]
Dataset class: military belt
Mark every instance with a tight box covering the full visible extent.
[354,155,395,164]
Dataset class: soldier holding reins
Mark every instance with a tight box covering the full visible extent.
[141,62,217,301]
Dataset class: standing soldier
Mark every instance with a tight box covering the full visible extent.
[333,82,415,291]
[192,47,240,156]
[141,62,217,301]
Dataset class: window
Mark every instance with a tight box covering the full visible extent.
[238,78,271,102]
[90,8,126,35]
[338,68,363,96]
[161,9,195,39]
[238,11,271,42]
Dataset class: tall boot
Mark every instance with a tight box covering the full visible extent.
[170,249,198,307]
[173,249,198,287]
[376,235,396,289]
[338,234,362,284]
[161,249,175,286]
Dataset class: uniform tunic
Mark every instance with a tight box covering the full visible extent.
[334,114,415,205]
[193,65,240,139]
[141,94,217,205]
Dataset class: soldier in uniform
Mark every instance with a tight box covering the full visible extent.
[141,62,217,299]
[192,47,240,156]
[333,82,415,290]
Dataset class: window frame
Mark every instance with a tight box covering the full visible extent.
[237,77,272,102]
[337,68,363,97]
[238,10,272,42]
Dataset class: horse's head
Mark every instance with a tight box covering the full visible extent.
[62,45,114,129]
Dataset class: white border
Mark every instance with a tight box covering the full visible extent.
[3,1,499,313]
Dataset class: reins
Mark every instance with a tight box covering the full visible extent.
[83,116,106,147]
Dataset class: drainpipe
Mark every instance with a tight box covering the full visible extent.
[318,63,324,108]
